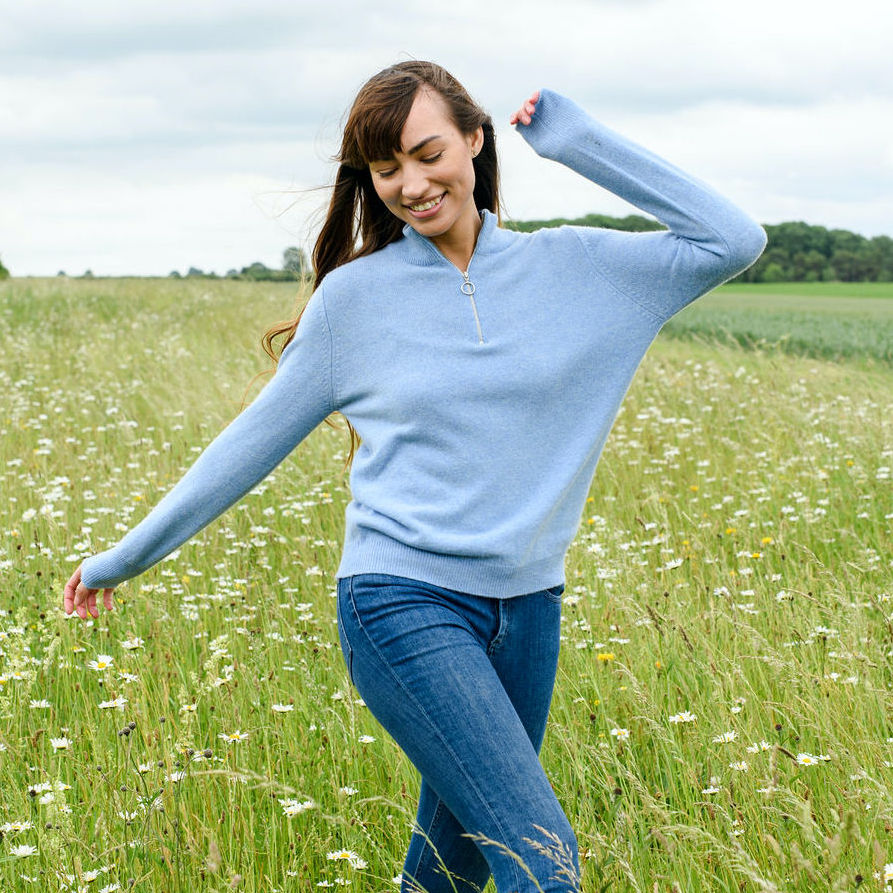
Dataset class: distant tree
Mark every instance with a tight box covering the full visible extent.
[0,255,10,280]
[761,262,787,283]
[871,235,893,279]
[225,269,239,278]
[187,266,205,278]
[57,270,66,277]
[283,246,309,277]
[790,250,826,282]
[240,261,274,281]
[169,270,182,278]
[82,269,94,279]
[830,250,863,282]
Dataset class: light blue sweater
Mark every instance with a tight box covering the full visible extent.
[80,90,766,596]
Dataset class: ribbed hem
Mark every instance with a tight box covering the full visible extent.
[335,529,565,599]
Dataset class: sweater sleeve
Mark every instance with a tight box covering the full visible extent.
[79,288,337,590]
[517,89,767,322]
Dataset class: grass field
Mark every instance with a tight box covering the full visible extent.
[0,277,891,892]
[662,282,893,367]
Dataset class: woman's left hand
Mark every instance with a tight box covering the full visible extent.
[509,90,540,127]
[63,563,115,620]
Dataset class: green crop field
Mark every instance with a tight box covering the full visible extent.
[662,282,893,367]
[0,277,891,892]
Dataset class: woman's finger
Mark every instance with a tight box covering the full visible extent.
[63,566,81,615]
[511,91,540,127]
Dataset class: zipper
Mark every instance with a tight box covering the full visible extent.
[460,270,484,345]
[412,218,487,344]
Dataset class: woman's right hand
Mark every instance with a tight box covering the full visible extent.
[509,90,541,127]
[63,564,115,620]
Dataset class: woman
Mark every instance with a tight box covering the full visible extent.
[64,61,766,892]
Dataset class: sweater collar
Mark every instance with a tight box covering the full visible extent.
[399,208,499,268]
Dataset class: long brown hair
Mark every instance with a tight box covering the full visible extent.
[261,61,501,464]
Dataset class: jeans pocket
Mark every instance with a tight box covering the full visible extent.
[542,584,565,604]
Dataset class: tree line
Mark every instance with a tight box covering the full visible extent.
[4,219,892,283]
[164,246,310,282]
[42,247,311,282]
[504,215,893,283]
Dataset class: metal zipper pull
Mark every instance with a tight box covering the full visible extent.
[460,270,484,345]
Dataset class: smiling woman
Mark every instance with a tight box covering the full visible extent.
[314,61,498,286]
[65,59,766,893]
[366,88,484,270]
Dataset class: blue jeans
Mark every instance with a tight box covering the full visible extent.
[335,573,580,893]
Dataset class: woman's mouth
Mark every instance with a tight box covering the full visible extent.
[406,193,446,218]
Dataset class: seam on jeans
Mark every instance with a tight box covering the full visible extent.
[346,575,525,890]
[409,796,449,888]
[335,582,354,684]
[486,598,508,657]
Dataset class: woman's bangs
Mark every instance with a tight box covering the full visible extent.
[354,86,418,165]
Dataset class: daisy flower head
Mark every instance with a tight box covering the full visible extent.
[712,731,737,744]
[326,849,367,869]
[796,753,819,766]
[98,697,128,710]
[218,730,249,743]
[280,798,316,816]
[669,710,697,724]
[10,843,37,857]
[358,734,375,744]
[0,820,33,834]
[88,654,114,671]
[609,727,630,741]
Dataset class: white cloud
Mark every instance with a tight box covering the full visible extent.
[2,0,892,274]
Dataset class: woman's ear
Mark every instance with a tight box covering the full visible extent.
[470,126,484,157]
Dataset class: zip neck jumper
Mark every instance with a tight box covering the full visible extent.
[80,90,767,596]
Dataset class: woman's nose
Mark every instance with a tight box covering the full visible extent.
[401,164,430,200]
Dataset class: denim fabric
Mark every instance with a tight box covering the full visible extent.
[336,573,580,893]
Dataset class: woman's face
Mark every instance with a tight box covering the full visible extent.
[369,88,484,260]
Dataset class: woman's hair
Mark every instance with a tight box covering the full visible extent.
[261,61,500,465]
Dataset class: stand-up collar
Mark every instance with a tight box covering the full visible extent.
[399,208,501,267]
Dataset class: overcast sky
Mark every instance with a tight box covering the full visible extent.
[3,0,892,276]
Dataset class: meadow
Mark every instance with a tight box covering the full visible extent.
[0,277,891,892]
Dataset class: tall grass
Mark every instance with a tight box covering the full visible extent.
[0,278,891,891]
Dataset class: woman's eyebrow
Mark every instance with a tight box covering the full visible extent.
[403,135,441,155]
[370,135,442,166]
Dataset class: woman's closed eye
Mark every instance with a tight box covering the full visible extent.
[373,151,444,179]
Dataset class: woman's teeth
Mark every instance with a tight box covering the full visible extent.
[409,195,442,212]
